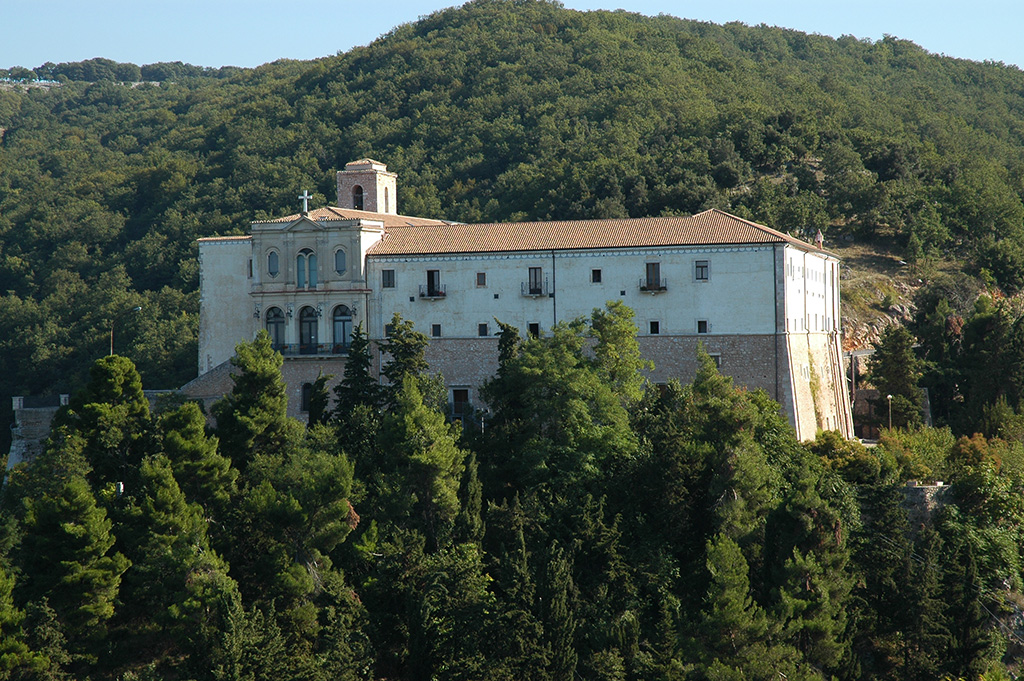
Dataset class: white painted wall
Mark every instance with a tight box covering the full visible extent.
[198,238,253,374]
[368,245,780,339]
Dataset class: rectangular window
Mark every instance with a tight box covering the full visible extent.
[528,267,543,295]
[591,269,602,283]
[427,270,441,296]
[384,323,395,338]
[431,324,442,338]
[247,259,253,278]
[695,260,709,281]
[476,272,487,287]
[478,323,489,337]
[451,388,471,419]
[382,269,395,288]
[645,262,661,290]
[709,353,722,368]
[649,320,660,335]
[697,320,709,334]
[528,322,540,338]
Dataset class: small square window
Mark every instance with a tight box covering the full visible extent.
[695,260,709,281]
[528,323,540,338]
[476,272,487,287]
[649,321,660,335]
[697,320,709,334]
[478,323,489,337]
[382,269,395,288]
[494,293,500,299]
[591,269,602,283]
[620,290,626,296]
[431,324,442,338]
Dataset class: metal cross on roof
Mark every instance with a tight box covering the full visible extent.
[298,190,312,213]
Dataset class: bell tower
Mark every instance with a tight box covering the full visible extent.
[336,159,398,214]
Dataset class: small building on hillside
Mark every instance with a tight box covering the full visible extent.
[188,159,853,440]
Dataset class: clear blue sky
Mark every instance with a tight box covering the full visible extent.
[2,1,1022,71]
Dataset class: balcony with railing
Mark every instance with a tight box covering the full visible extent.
[521,280,550,297]
[419,284,447,299]
[639,277,668,293]
[272,343,351,357]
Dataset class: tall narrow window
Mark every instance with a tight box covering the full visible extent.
[334,249,346,275]
[333,305,352,353]
[645,262,661,290]
[528,267,543,295]
[426,270,442,297]
[384,187,389,213]
[267,251,279,277]
[297,249,317,288]
[299,306,318,354]
[352,185,364,210]
[265,307,285,350]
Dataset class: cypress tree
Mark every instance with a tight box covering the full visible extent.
[544,543,577,681]
[944,541,996,679]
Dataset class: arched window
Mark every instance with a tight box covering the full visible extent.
[265,307,285,350]
[334,249,346,275]
[299,306,318,354]
[297,248,317,288]
[352,185,364,210]
[384,187,389,213]
[333,305,352,353]
[267,251,279,277]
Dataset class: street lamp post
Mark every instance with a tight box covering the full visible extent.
[109,306,142,356]
[886,394,893,430]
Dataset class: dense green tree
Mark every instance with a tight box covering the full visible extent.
[590,300,652,405]
[159,400,237,517]
[16,476,130,660]
[211,332,303,470]
[868,325,924,429]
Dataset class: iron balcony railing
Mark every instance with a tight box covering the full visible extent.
[521,279,550,297]
[271,343,351,357]
[419,284,447,299]
[639,277,668,292]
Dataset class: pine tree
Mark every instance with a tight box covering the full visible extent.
[17,476,130,656]
[380,313,430,409]
[700,533,768,675]
[159,400,237,515]
[51,354,152,489]
[122,455,239,667]
[378,376,466,551]
[211,331,303,470]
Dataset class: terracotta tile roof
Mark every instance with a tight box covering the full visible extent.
[254,206,452,229]
[367,209,825,256]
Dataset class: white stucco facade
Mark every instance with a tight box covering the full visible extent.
[193,160,853,440]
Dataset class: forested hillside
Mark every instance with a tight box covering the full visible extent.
[5,0,1024,437]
